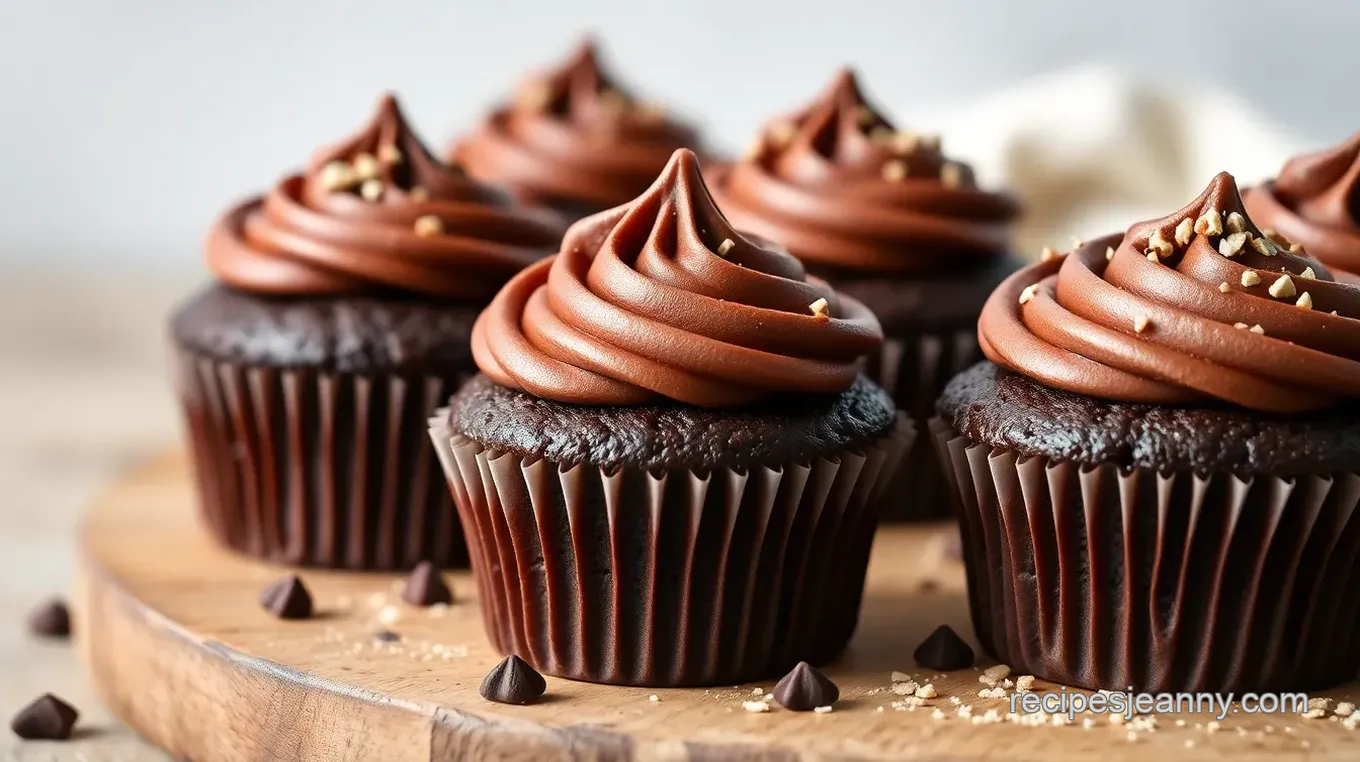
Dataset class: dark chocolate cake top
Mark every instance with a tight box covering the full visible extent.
[980,172,1360,413]
[205,93,564,300]
[940,362,1360,476]
[448,374,896,472]
[470,148,883,408]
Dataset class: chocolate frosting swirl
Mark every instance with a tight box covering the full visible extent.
[1245,132,1360,274]
[980,173,1360,413]
[452,40,700,216]
[712,69,1020,273]
[470,149,883,407]
[207,94,567,299]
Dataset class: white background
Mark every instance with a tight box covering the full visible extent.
[2,0,1358,274]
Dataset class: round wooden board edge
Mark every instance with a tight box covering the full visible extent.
[75,453,966,762]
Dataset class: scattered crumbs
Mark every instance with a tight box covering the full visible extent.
[1051,713,1070,727]
[1082,718,1096,730]
[751,687,764,696]
[377,605,401,626]
[649,695,660,703]
[1001,678,1014,689]
[1336,701,1356,717]
[982,664,1011,682]
[1308,697,1332,711]
[1015,675,1035,693]
[1206,721,1221,733]
[1175,719,1186,727]
[956,705,973,719]
[1304,708,1328,719]
[742,701,771,713]
[877,706,886,713]
[949,696,963,706]
[978,687,1005,700]
[814,706,833,714]
[891,680,920,696]
[428,603,450,618]
[890,671,914,683]
[1126,731,1139,742]
[915,684,938,699]
[931,708,946,721]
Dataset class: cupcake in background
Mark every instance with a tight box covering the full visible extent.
[710,68,1022,520]
[174,94,566,570]
[1245,131,1360,276]
[429,149,913,687]
[937,171,1360,692]
[450,38,702,221]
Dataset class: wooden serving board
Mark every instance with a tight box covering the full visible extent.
[75,453,1360,761]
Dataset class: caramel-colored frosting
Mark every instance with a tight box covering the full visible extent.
[1245,132,1360,274]
[980,172,1360,412]
[470,149,883,407]
[711,69,1019,273]
[207,94,566,299]
[452,40,699,216]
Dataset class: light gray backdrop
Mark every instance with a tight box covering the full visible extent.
[1,0,1356,272]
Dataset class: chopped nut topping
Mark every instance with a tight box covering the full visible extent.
[414,215,444,237]
[717,238,736,256]
[1173,218,1194,246]
[1041,246,1060,262]
[1250,324,1265,335]
[359,179,383,202]
[855,106,876,126]
[1133,315,1150,333]
[1148,230,1174,258]
[1106,246,1116,261]
[1146,252,1160,262]
[378,145,403,165]
[768,120,797,147]
[1225,211,1247,234]
[1297,292,1314,310]
[408,186,429,202]
[1241,270,1262,287]
[1251,237,1277,256]
[882,160,908,182]
[940,163,963,188]
[319,161,358,191]
[1218,282,1232,293]
[1194,208,1223,236]
[1019,284,1039,305]
[353,152,381,181]
[1268,274,1297,299]
[893,131,919,154]
[1290,243,1305,254]
[1234,322,1249,330]
[809,297,830,319]
[1300,266,1317,280]
[1218,232,1247,257]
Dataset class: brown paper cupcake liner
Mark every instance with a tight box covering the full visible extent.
[429,412,914,687]
[932,418,1360,693]
[176,349,469,570]
[867,330,979,521]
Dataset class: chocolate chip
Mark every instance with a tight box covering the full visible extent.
[10,694,78,740]
[772,661,839,711]
[479,655,546,705]
[374,630,401,643]
[401,561,453,607]
[27,598,70,639]
[259,575,312,620]
[914,625,975,670]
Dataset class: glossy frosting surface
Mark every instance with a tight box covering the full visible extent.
[712,69,1019,273]
[452,40,699,216]
[470,149,883,407]
[1245,132,1360,274]
[207,95,566,299]
[980,172,1360,412]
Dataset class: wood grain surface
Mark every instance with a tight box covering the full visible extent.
[75,453,1360,761]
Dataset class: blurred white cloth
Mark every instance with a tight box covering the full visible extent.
[928,65,1303,258]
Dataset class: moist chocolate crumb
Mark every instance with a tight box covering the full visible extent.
[914,625,975,670]
[259,576,312,620]
[772,662,840,711]
[401,561,453,607]
[10,694,78,740]
[479,655,546,705]
[27,598,70,639]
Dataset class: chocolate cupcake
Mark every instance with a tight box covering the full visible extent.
[935,172,1360,692]
[429,149,913,687]
[173,94,567,570]
[711,69,1021,520]
[1245,131,1360,276]
[450,39,701,222]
